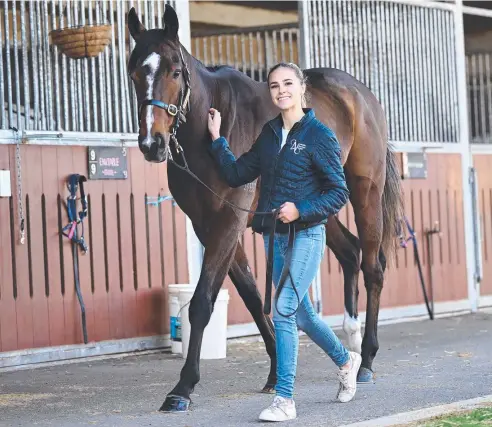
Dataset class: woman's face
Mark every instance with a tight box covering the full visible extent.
[268,67,304,111]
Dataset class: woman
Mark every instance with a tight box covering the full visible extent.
[208,62,361,422]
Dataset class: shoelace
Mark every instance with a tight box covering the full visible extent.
[337,369,354,391]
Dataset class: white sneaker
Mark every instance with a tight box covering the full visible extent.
[336,351,362,403]
[258,396,297,422]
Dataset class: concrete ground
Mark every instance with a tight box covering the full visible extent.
[0,311,491,427]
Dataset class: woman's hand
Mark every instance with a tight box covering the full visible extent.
[278,202,300,223]
[208,108,222,141]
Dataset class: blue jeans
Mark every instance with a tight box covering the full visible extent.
[263,224,350,399]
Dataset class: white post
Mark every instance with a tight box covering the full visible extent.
[173,0,203,286]
[174,0,191,51]
[454,0,479,312]
[298,0,312,69]
[298,0,323,314]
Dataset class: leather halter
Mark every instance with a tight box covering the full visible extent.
[138,46,191,154]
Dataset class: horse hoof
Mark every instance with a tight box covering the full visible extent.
[357,367,375,384]
[159,394,191,412]
[261,383,276,394]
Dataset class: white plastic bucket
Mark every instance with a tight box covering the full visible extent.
[168,284,196,354]
[178,288,230,360]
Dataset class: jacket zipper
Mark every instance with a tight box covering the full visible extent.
[264,123,300,218]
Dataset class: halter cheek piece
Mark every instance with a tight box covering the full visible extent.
[138,46,192,155]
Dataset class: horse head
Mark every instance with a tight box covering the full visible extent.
[128,4,190,163]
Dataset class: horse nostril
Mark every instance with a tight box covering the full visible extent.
[139,135,154,155]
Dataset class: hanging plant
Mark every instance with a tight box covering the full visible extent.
[50,23,112,59]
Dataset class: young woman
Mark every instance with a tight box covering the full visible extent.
[208,62,361,422]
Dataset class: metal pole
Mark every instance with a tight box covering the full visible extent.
[298,0,311,69]
[454,0,479,312]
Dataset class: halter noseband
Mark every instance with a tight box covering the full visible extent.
[138,46,192,152]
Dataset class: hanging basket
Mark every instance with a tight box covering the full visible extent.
[50,24,112,59]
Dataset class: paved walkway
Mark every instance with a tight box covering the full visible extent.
[0,311,491,427]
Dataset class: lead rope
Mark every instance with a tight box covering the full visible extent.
[166,140,300,317]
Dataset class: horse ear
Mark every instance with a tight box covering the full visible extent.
[128,7,146,41]
[163,4,179,40]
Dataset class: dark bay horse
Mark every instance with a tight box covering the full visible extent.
[127,5,403,412]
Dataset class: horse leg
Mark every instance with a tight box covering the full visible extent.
[229,241,276,393]
[160,219,240,412]
[351,177,385,384]
[325,216,362,354]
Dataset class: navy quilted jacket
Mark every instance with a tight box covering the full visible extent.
[209,108,349,234]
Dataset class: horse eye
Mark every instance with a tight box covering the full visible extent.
[173,70,181,79]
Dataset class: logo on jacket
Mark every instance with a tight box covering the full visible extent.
[290,139,306,154]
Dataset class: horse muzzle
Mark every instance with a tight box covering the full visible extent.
[138,132,169,163]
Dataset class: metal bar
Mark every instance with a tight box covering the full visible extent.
[226,33,231,67]
[413,5,423,141]
[449,11,459,142]
[398,5,415,141]
[143,0,149,29]
[157,0,162,29]
[51,0,60,131]
[327,0,335,68]
[118,0,129,133]
[103,0,113,132]
[122,2,133,133]
[42,0,53,130]
[59,0,68,131]
[74,0,84,131]
[436,8,446,142]
[486,54,492,143]
[248,33,254,79]
[472,55,479,143]
[312,1,320,68]
[279,29,286,64]
[67,1,76,130]
[427,7,437,142]
[93,0,104,132]
[256,32,263,81]
[203,37,208,66]
[80,0,91,132]
[12,0,21,129]
[241,33,246,74]
[287,29,294,63]
[389,1,398,141]
[210,35,215,65]
[192,22,299,38]
[341,0,347,74]
[110,0,120,132]
[321,0,329,67]
[347,1,355,78]
[150,0,155,29]
[0,9,4,128]
[375,1,384,120]
[22,0,31,129]
[4,0,13,127]
[421,7,431,142]
[36,0,47,130]
[479,54,487,143]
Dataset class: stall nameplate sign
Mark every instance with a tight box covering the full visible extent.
[402,152,427,179]
[88,147,128,180]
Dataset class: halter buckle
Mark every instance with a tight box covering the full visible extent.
[167,104,178,116]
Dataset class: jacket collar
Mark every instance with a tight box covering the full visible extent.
[268,108,316,139]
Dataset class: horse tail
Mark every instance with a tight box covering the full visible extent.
[381,143,404,264]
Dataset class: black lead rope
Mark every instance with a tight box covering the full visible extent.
[399,216,434,320]
[61,174,89,344]
[167,145,300,318]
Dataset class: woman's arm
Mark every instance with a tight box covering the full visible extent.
[295,135,349,222]
[209,136,261,188]
[208,108,261,188]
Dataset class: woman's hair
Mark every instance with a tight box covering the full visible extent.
[267,62,309,107]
